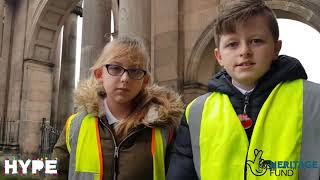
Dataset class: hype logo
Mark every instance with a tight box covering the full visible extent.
[3,158,57,175]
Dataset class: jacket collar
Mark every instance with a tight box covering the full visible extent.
[74,84,184,129]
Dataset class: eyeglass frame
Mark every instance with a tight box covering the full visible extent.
[104,64,147,80]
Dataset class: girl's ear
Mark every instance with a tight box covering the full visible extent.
[142,74,150,88]
[94,68,103,82]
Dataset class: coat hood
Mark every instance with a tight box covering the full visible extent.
[74,81,184,129]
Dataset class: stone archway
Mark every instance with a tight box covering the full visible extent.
[184,0,320,103]
[266,0,320,32]
[20,0,117,155]
[185,22,216,84]
[26,0,80,62]
[19,0,80,155]
[183,22,217,103]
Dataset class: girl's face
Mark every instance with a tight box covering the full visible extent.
[95,57,149,106]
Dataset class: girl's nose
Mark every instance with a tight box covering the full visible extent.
[120,71,130,83]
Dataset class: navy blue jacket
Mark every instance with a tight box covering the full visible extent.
[166,55,307,179]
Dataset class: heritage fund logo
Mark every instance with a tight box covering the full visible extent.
[3,157,57,175]
[246,149,320,177]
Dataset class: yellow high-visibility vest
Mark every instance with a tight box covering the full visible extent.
[186,79,303,180]
[65,113,170,180]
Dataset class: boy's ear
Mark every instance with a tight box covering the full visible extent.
[273,40,282,60]
[94,68,103,82]
[214,48,223,66]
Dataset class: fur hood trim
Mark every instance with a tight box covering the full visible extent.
[74,80,184,129]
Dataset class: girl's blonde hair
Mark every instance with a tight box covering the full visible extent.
[78,35,169,136]
[91,35,150,72]
[91,35,150,97]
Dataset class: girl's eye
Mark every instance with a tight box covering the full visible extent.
[108,65,123,74]
[128,69,140,74]
[110,66,121,71]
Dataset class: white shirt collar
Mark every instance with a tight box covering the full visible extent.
[232,83,255,95]
[103,99,119,125]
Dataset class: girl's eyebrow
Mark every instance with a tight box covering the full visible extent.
[127,65,142,69]
[108,61,123,66]
[109,60,142,69]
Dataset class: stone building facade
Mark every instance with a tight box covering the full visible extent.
[0,0,319,156]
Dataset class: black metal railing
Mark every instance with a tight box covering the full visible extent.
[39,118,60,157]
[0,117,60,156]
[0,118,19,151]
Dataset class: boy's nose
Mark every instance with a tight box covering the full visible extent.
[240,43,251,57]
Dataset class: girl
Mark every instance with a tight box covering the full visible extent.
[51,36,184,180]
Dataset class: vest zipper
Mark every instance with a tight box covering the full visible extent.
[99,118,146,180]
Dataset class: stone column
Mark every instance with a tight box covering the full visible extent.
[150,0,180,90]
[0,0,5,148]
[19,60,54,155]
[119,0,151,49]
[80,0,111,80]
[50,29,62,131]
[5,0,28,151]
[56,11,78,131]
[6,0,26,125]
[0,0,4,54]
[111,0,119,38]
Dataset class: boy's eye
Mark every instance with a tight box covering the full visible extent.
[251,39,263,44]
[226,42,239,48]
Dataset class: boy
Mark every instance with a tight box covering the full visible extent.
[167,0,320,179]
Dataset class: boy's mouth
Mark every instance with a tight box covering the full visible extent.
[236,62,255,67]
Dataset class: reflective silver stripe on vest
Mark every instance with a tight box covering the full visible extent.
[74,172,97,179]
[68,111,91,180]
[188,93,211,179]
[299,80,320,179]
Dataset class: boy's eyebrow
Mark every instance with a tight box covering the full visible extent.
[220,35,238,41]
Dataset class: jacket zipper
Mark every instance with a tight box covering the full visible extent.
[99,118,146,180]
[244,93,249,114]
[244,93,250,180]
[222,75,253,179]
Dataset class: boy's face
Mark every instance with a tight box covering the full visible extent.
[214,15,282,89]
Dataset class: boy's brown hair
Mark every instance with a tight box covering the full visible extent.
[213,0,279,47]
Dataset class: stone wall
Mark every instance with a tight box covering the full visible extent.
[1,0,320,155]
